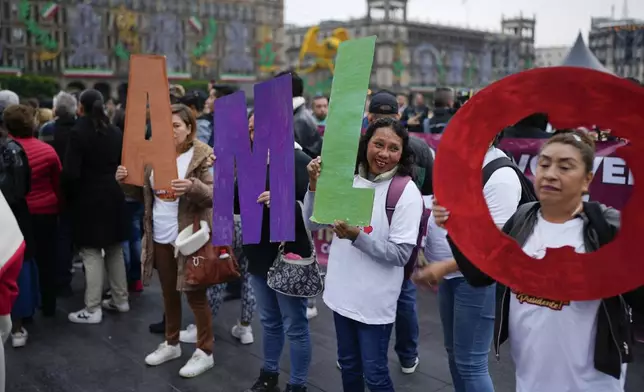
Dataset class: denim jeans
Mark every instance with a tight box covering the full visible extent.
[438,277,496,392]
[121,200,143,283]
[334,312,395,392]
[394,278,419,367]
[250,274,311,386]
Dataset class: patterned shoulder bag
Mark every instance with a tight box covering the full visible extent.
[267,201,324,298]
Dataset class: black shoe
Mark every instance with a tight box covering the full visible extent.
[149,314,165,334]
[245,369,280,392]
[284,385,307,392]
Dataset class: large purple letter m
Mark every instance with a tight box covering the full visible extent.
[212,75,295,245]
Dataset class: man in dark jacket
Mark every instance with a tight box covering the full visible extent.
[275,70,322,158]
[423,87,455,134]
[401,93,430,133]
[47,91,78,297]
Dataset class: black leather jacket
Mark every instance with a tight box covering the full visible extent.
[450,202,636,380]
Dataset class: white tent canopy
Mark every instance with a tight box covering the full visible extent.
[559,32,613,74]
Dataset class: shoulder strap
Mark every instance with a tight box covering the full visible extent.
[482,157,514,186]
[386,175,412,225]
[483,156,537,203]
[583,202,614,246]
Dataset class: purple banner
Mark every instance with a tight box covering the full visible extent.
[212,75,295,245]
[313,134,633,264]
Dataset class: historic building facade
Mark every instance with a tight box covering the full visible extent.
[0,0,285,96]
[285,0,535,94]
[588,16,644,79]
[535,46,570,67]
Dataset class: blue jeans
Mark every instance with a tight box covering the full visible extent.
[250,274,311,386]
[438,277,496,392]
[394,279,419,367]
[334,312,394,392]
[121,200,143,283]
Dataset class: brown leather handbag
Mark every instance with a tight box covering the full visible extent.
[183,217,240,286]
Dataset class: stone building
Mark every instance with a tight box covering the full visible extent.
[588,16,644,79]
[535,46,570,67]
[0,0,285,97]
[285,0,535,95]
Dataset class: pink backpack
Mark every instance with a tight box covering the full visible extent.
[385,175,430,279]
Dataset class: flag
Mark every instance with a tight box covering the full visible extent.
[41,3,59,20]
[189,17,203,33]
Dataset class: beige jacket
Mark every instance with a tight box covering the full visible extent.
[125,139,213,291]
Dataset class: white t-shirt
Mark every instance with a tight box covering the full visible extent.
[423,147,522,279]
[151,147,195,244]
[510,212,626,392]
[323,175,423,325]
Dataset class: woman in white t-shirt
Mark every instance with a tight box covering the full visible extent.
[432,130,638,392]
[116,104,216,379]
[303,118,424,391]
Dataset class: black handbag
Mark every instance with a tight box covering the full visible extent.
[267,201,324,298]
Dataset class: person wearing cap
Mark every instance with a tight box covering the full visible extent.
[359,90,435,374]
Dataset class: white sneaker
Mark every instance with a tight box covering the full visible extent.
[179,324,198,344]
[145,342,182,366]
[68,308,102,324]
[178,349,214,378]
[306,306,319,320]
[401,357,420,374]
[230,322,254,345]
[11,328,28,348]
[101,299,130,313]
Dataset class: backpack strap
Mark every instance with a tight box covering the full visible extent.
[583,202,615,246]
[386,175,412,226]
[483,156,538,203]
[482,157,514,186]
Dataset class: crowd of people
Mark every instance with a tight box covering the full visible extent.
[0,71,642,392]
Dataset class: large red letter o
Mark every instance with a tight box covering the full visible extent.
[434,67,644,301]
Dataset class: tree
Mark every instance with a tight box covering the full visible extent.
[0,75,60,98]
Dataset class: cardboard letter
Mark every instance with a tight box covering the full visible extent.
[311,36,377,226]
[212,75,295,245]
[121,55,178,192]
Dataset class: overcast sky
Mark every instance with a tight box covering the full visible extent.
[284,0,644,47]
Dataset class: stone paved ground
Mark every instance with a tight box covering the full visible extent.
[6,273,644,392]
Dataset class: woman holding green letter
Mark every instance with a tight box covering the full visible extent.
[303,118,424,391]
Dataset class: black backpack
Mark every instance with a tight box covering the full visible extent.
[482,157,538,205]
[0,138,31,206]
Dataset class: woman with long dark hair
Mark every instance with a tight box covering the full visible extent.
[63,89,130,324]
[304,118,424,391]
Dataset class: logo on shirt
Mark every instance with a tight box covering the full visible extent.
[361,226,373,235]
[513,290,570,311]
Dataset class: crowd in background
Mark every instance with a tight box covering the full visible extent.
[0,73,643,392]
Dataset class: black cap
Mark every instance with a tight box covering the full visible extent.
[368,91,398,115]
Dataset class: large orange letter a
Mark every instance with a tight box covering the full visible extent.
[121,55,178,191]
